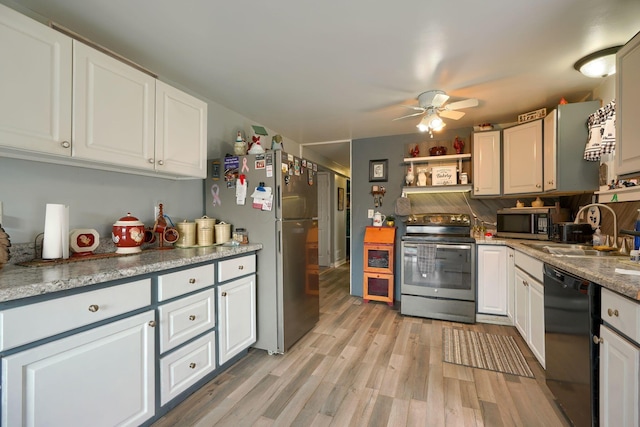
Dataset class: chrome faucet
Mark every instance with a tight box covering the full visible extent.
[574,203,618,248]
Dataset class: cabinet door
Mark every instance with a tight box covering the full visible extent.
[507,248,515,322]
[503,120,543,194]
[1,311,155,427]
[599,325,640,427]
[477,245,507,315]
[0,4,72,156]
[218,275,256,365]
[155,81,207,178]
[514,268,529,339]
[528,279,545,368]
[72,40,156,170]
[616,31,640,177]
[543,110,557,191]
[472,131,501,196]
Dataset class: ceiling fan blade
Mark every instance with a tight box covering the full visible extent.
[392,111,425,121]
[440,110,465,120]
[431,93,449,107]
[399,105,426,112]
[445,98,479,110]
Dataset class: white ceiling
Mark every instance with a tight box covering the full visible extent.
[6,0,640,170]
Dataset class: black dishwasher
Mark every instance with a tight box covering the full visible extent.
[544,264,600,427]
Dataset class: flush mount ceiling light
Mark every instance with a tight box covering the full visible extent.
[574,46,622,78]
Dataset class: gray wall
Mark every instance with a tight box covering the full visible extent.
[351,128,519,300]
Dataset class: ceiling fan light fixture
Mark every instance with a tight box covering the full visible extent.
[428,114,444,130]
[417,116,430,132]
[574,46,622,78]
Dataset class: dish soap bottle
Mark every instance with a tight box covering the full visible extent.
[635,209,640,250]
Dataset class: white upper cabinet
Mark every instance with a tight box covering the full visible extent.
[503,120,543,194]
[72,40,156,170]
[616,31,640,177]
[0,4,72,157]
[155,81,208,178]
[472,130,501,196]
[544,101,600,193]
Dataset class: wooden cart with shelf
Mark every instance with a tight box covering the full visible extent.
[363,226,396,305]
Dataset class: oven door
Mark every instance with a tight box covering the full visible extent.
[401,241,475,301]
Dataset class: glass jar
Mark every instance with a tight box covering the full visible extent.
[234,228,249,244]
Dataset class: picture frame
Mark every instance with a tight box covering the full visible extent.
[337,187,344,211]
[369,159,388,182]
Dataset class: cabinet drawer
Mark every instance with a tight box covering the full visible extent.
[158,288,216,353]
[0,278,150,352]
[514,250,543,283]
[218,254,256,283]
[601,288,640,344]
[160,331,216,406]
[157,264,215,302]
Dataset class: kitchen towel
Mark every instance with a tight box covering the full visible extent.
[42,203,69,259]
[395,192,411,216]
[417,244,436,277]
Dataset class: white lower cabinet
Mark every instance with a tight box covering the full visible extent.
[513,250,545,368]
[1,310,155,427]
[218,274,257,365]
[160,331,216,405]
[507,247,515,322]
[599,288,640,427]
[477,245,508,315]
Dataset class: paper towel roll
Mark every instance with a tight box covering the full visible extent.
[42,203,69,259]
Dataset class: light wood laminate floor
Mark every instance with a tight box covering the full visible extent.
[152,263,570,427]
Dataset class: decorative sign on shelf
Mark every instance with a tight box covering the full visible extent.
[518,108,546,124]
[431,165,457,186]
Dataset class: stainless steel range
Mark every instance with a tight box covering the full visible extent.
[401,213,476,323]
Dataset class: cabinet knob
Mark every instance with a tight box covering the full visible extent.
[475,187,479,192]
[61,141,70,149]
[157,160,164,166]
[607,308,619,317]
[189,315,196,321]
[238,265,244,270]
[536,184,542,189]
[522,280,529,287]
[88,304,100,312]
[593,335,603,344]
[189,363,196,369]
[189,278,196,284]
[148,158,154,164]
[221,291,227,297]
[148,320,157,327]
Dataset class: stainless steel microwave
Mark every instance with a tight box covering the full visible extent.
[496,207,569,240]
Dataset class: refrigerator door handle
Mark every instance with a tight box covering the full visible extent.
[278,228,282,254]
[277,185,281,210]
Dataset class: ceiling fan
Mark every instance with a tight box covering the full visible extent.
[393,90,479,134]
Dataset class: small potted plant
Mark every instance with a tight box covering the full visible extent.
[386,216,395,227]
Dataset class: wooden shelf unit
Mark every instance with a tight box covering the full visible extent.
[363,226,396,305]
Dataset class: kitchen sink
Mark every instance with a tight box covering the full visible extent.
[520,242,624,258]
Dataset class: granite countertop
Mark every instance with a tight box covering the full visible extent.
[477,238,640,301]
[0,243,262,304]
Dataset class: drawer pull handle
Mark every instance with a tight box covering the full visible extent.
[222,292,227,297]
[238,265,244,270]
[188,278,196,284]
[148,321,157,327]
[607,308,619,317]
[189,363,196,369]
[593,335,603,344]
[189,315,196,321]
[88,304,100,312]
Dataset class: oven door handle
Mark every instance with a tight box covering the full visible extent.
[404,243,472,250]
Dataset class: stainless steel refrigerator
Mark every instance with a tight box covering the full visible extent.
[205,151,319,354]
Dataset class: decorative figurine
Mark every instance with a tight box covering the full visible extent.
[405,165,415,186]
[409,145,419,157]
[453,136,464,154]
[248,135,265,154]
[271,134,284,151]
[233,131,247,155]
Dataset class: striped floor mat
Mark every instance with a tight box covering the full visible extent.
[443,327,534,378]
